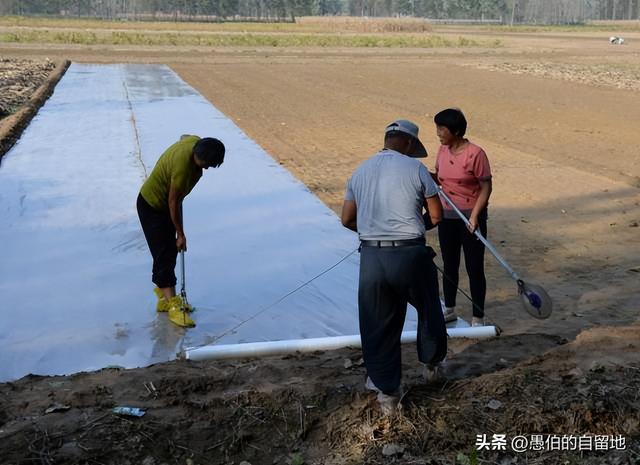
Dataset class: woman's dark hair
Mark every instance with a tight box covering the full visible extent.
[434,108,467,138]
[194,137,225,167]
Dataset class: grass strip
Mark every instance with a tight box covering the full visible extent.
[0,29,500,47]
[0,15,434,33]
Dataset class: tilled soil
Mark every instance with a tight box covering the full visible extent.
[0,57,68,158]
[464,60,640,91]
[0,57,56,118]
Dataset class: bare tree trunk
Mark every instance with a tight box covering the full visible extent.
[510,0,516,25]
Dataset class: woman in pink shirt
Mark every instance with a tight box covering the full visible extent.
[433,108,492,327]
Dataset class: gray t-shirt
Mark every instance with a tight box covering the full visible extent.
[345,149,438,240]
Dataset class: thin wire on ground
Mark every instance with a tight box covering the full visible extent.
[194,247,360,346]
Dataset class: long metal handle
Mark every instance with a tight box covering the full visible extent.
[437,186,520,282]
[180,250,186,295]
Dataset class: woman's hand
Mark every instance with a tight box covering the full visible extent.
[467,216,478,233]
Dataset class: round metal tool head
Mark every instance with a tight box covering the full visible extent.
[519,281,553,319]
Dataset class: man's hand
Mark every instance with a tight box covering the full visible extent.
[176,233,187,251]
[422,212,435,230]
[341,199,358,232]
[168,184,187,250]
[424,195,442,230]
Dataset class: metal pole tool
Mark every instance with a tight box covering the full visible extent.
[179,250,190,313]
[437,186,552,319]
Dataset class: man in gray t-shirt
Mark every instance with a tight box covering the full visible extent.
[345,146,439,241]
[341,119,447,414]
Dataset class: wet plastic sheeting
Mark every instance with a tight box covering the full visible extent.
[0,64,440,381]
[0,64,402,381]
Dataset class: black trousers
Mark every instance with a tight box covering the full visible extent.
[358,244,447,394]
[137,193,177,288]
[438,213,487,318]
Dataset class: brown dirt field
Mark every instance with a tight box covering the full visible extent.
[0,29,639,464]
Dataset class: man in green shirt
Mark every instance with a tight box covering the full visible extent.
[137,135,225,328]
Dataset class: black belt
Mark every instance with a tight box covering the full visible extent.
[360,238,425,248]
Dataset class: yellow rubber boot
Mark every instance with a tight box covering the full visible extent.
[156,287,194,312]
[153,287,163,299]
[156,298,169,313]
[154,287,169,312]
[167,296,196,328]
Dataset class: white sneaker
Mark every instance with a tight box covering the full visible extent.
[443,307,458,323]
[376,391,400,416]
[365,377,401,415]
[472,317,485,327]
[423,363,441,383]
[365,376,381,393]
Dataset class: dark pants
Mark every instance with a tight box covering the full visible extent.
[438,213,487,318]
[358,244,447,394]
[137,193,177,288]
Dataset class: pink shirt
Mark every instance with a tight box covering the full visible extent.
[435,141,492,219]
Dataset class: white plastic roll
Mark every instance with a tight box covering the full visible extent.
[183,326,497,361]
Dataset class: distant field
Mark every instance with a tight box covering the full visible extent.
[0,15,504,48]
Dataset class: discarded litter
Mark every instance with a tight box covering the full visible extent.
[143,381,158,398]
[112,406,146,417]
[382,443,406,457]
[45,403,71,414]
[487,399,503,410]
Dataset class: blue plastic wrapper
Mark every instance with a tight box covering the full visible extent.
[112,406,146,417]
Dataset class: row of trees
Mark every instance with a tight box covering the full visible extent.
[515,0,640,23]
[1,0,639,22]
[345,0,508,19]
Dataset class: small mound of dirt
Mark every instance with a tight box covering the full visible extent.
[326,327,640,463]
